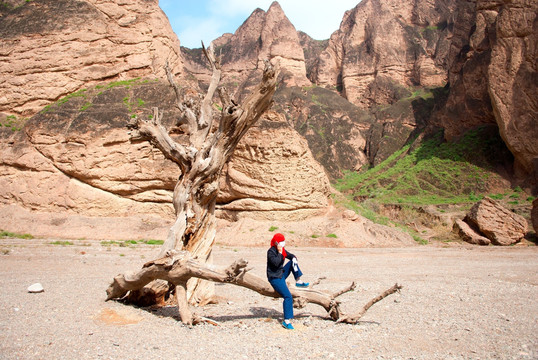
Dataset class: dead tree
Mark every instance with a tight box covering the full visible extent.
[107,250,402,325]
[126,44,279,304]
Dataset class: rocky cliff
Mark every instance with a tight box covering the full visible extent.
[292,0,460,168]
[437,0,538,186]
[0,79,331,234]
[182,1,310,98]
[0,0,536,242]
[0,0,183,117]
[312,0,456,109]
[0,0,335,241]
[180,0,453,174]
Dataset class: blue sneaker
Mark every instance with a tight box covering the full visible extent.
[295,282,309,288]
[282,321,294,330]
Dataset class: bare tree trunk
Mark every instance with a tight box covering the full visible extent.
[127,44,279,305]
[106,251,402,326]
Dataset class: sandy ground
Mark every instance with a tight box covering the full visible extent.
[0,238,537,359]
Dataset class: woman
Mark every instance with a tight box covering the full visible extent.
[266,233,309,330]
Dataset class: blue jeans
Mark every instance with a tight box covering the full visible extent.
[268,260,303,320]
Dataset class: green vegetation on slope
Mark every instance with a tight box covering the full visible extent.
[334,125,515,206]
[331,125,535,245]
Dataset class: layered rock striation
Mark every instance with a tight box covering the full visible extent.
[0,80,331,235]
[0,0,183,117]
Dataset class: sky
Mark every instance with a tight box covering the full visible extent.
[159,0,361,49]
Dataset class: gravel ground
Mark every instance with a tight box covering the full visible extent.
[0,239,537,359]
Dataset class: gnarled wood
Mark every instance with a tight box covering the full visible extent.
[106,251,402,325]
[126,44,279,304]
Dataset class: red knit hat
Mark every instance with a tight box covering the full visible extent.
[271,233,287,257]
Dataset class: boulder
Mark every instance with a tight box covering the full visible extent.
[464,197,528,246]
[453,219,491,246]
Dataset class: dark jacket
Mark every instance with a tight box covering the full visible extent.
[266,246,295,280]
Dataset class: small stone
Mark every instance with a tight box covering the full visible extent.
[27,283,44,293]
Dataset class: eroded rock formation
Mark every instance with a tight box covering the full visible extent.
[312,0,456,108]
[0,0,183,117]
[1,0,535,242]
[0,80,331,239]
[218,111,331,220]
[437,0,538,183]
[182,1,310,96]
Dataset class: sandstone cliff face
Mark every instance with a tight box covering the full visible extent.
[2,0,535,242]
[0,0,183,118]
[218,111,331,220]
[273,86,373,177]
[0,81,330,228]
[312,0,456,109]
[438,0,538,184]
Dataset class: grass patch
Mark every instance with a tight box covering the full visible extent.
[50,241,74,246]
[143,239,164,245]
[326,233,338,238]
[100,239,163,247]
[0,115,26,131]
[332,125,515,242]
[101,240,122,247]
[412,234,428,245]
[123,96,147,113]
[102,77,141,90]
[269,226,279,232]
[0,230,34,239]
[80,102,93,111]
[57,88,87,105]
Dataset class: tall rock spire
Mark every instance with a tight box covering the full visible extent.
[185,1,310,93]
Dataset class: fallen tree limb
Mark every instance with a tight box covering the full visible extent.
[106,250,402,325]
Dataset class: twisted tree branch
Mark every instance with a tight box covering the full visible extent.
[106,251,402,325]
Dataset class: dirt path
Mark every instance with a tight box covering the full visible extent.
[0,239,536,359]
